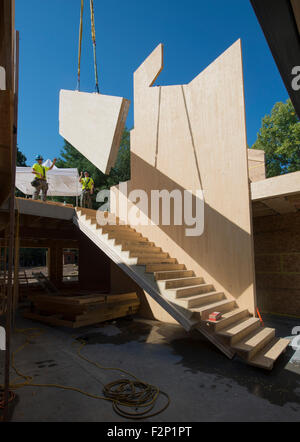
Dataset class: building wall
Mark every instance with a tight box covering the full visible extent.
[253,211,300,317]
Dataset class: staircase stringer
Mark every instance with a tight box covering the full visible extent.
[73,213,236,359]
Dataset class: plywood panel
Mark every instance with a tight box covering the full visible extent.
[114,41,257,315]
[59,90,130,174]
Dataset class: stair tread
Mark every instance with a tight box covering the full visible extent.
[176,291,223,303]
[160,276,201,284]
[218,317,260,338]
[191,298,234,313]
[232,327,275,352]
[146,264,186,271]
[169,283,212,293]
[154,270,194,279]
[205,308,248,324]
[249,337,290,370]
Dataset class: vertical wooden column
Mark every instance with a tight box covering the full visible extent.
[48,243,63,288]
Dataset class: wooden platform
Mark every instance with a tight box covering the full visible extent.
[24,292,140,328]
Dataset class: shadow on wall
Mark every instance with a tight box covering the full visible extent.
[115,152,254,308]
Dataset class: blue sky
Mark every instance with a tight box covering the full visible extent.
[15,0,289,166]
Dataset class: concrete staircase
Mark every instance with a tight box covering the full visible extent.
[73,208,290,370]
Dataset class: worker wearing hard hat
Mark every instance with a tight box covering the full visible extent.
[79,171,95,208]
[32,155,57,202]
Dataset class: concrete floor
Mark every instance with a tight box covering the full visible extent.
[1,311,300,422]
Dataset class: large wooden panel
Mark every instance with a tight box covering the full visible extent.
[59,90,130,174]
[114,41,256,314]
[251,0,300,119]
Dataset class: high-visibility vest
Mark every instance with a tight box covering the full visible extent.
[81,177,94,190]
[33,164,49,180]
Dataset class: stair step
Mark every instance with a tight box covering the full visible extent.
[248,337,290,370]
[116,240,155,248]
[130,252,169,259]
[166,284,214,299]
[146,263,186,272]
[86,217,129,229]
[125,245,162,253]
[137,257,177,265]
[101,225,133,232]
[204,308,250,332]
[176,291,225,308]
[158,276,204,290]
[232,327,275,360]
[154,270,195,280]
[217,317,261,345]
[107,230,142,238]
[107,232,148,241]
[192,299,237,320]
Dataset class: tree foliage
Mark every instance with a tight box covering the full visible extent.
[252,99,300,177]
[17,147,27,166]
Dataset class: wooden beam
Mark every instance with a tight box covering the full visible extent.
[251,171,300,201]
[0,0,14,91]
[251,0,300,118]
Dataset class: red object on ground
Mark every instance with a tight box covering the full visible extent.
[209,312,222,322]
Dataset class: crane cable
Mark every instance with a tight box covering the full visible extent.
[77,0,84,91]
[77,0,100,93]
[90,0,100,94]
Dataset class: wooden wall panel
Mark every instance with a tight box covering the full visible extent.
[59,90,130,175]
[113,41,257,315]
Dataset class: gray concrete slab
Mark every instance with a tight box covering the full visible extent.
[0,312,299,422]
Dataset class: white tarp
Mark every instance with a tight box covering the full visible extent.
[16,160,81,197]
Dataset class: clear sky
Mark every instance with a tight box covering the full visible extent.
[15,0,289,166]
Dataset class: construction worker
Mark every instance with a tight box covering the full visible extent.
[79,171,94,208]
[32,155,57,202]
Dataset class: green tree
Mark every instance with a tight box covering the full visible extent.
[252,99,300,177]
[16,147,27,166]
[15,147,27,197]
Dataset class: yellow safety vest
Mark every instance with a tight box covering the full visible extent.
[33,164,49,180]
[81,177,94,190]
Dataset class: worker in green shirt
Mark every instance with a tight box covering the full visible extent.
[79,171,95,208]
[32,155,57,201]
